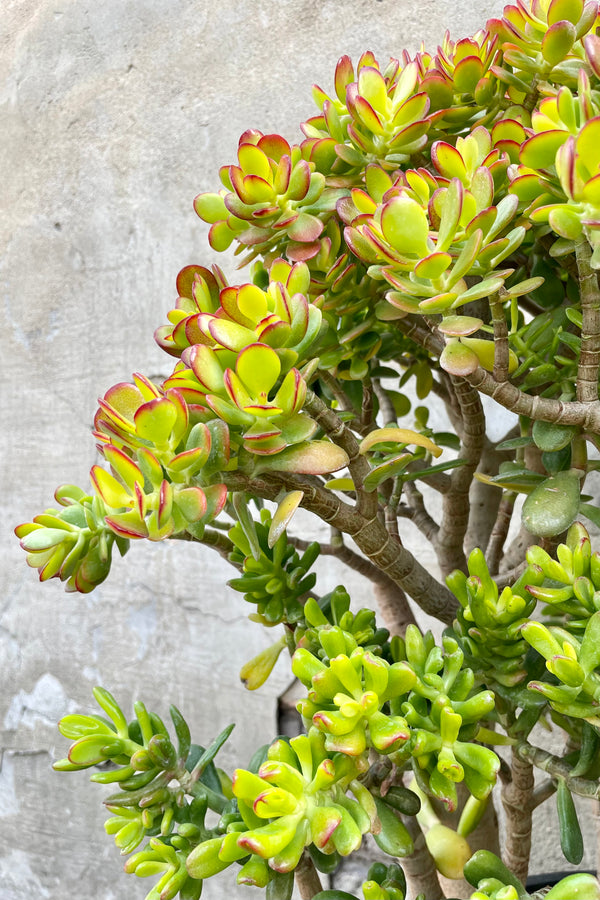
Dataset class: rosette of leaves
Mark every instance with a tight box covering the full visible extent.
[164,342,312,455]
[89,445,227,542]
[488,0,599,90]
[342,155,536,375]
[522,611,600,722]
[529,113,600,267]
[194,129,346,264]
[154,262,226,358]
[295,588,390,658]
[523,522,600,630]
[292,627,417,757]
[417,29,502,130]
[303,53,432,177]
[94,371,230,485]
[227,507,320,627]
[448,547,542,689]
[124,836,202,900]
[391,629,499,810]
[158,258,323,368]
[165,340,350,475]
[187,728,376,880]
[55,688,237,900]
[507,71,600,266]
[15,483,127,593]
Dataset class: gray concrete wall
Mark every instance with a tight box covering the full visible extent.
[2,2,583,899]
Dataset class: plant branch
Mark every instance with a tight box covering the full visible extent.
[361,377,375,432]
[465,438,507,558]
[174,527,235,562]
[373,378,398,425]
[486,492,516,576]
[436,376,485,576]
[466,365,600,431]
[406,460,451,494]
[576,240,600,403]
[402,482,440,543]
[401,815,444,900]
[304,389,378,521]
[289,534,399,589]
[516,741,600,800]
[396,312,600,434]
[373,578,417,634]
[501,748,534,885]
[223,472,458,623]
[316,369,356,413]
[491,290,510,383]
[295,851,323,900]
[532,778,557,809]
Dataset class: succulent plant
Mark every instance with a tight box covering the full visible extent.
[17,1,600,898]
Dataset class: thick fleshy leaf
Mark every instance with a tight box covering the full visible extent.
[532,420,577,452]
[258,133,291,162]
[363,453,413,492]
[461,337,518,374]
[105,510,148,539]
[440,339,479,376]
[578,117,600,180]
[360,427,442,457]
[274,369,306,415]
[91,467,131,509]
[194,192,228,224]
[418,291,458,313]
[255,441,349,475]
[548,205,584,239]
[102,445,143,491]
[208,221,236,252]
[522,471,581,537]
[236,343,281,397]
[584,33,600,78]
[380,195,430,256]
[208,317,257,353]
[175,486,208,523]
[268,491,304,548]
[280,413,317,445]
[287,213,323,243]
[354,95,385,134]
[520,130,567,170]
[134,398,178,444]
[547,0,584,25]
[431,142,467,180]
[541,20,576,65]
[238,142,272,180]
[582,173,600,206]
[286,161,311,201]
[453,55,484,93]
[358,66,388,112]
[189,344,226,393]
[414,251,452,279]
[438,315,483,336]
[335,55,355,103]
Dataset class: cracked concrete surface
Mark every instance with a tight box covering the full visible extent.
[1,1,590,898]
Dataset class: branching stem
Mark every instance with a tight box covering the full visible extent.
[436,376,485,576]
[501,748,534,884]
[576,240,600,403]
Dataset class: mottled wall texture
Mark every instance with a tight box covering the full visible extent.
[1,2,580,899]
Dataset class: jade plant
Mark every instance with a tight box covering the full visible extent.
[16,1,600,898]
